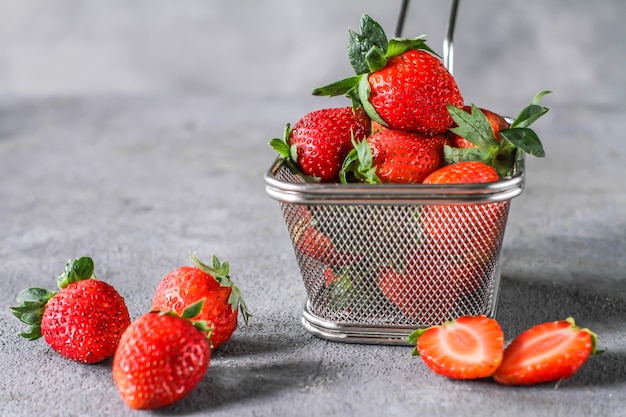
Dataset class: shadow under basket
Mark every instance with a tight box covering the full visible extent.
[265,156,525,345]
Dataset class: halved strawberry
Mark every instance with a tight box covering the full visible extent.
[407,315,504,380]
[493,317,602,386]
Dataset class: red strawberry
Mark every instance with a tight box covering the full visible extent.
[421,162,506,292]
[449,106,509,149]
[10,257,130,364]
[375,255,460,324]
[270,107,371,182]
[367,49,463,134]
[313,14,463,135]
[113,301,212,409]
[341,129,445,184]
[422,160,499,185]
[407,315,504,380]
[151,254,250,349]
[493,318,602,386]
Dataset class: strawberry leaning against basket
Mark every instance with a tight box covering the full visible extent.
[265,13,550,345]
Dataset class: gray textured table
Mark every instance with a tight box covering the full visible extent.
[1,0,626,415]
[0,94,624,417]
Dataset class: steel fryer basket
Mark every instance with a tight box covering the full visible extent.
[265,156,524,345]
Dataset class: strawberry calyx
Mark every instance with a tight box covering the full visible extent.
[156,299,214,336]
[10,256,96,340]
[445,91,551,177]
[406,327,429,356]
[340,137,380,184]
[190,253,251,326]
[10,287,57,340]
[57,256,96,289]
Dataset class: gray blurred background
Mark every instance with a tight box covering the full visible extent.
[0,0,624,113]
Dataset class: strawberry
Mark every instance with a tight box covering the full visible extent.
[493,317,602,386]
[421,162,507,292]
[313,14,463,135]
[341,129,445,184]
[10,257,130,364]
[444,91,550,177]
[270,107,371,182]
[449,106,510,149]
[375,254,460,324]
[113,300,212,409]
[407,315,504,380]
[151,254,250,349]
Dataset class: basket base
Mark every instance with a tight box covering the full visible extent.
[301,301,417,346]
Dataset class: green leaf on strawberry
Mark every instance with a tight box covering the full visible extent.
[190,253,251,326]
[57,256,96,288]
[445,91,550,177]
[348,14,388,75]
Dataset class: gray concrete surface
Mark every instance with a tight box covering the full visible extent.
[1,1,625,416]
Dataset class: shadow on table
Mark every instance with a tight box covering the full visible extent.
[496,274,626,387]
[156,359,325,415]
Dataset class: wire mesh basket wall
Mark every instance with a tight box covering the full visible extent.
[265,157,524,344]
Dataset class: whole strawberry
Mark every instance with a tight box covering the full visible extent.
[493,317,602,386]
[270,107,371,182]
[341,129,445,184]
[10,257,130,364]
[151,253,250,349]
[313,14,463,135]
[375,252,460,324]
[113,300,212,409]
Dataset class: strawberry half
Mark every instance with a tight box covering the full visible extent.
[493,317,602,386]
[10,257,130,364]
[313,14,463,135]
[407,315,504,380]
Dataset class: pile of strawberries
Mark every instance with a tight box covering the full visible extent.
[270,14,602,385]
[10,254,250,410]
[270,14,549,186]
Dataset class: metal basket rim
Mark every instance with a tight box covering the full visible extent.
[264,156,525,206]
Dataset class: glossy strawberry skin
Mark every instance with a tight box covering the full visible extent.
[450,106,510,149]
[289,107,371,181]
[412,315,504,380]
[421,162,506,295]
[112,312,211,410]
[152,266,237,349]
[493,318,597,386]
[422,161,499,185]
[41,279,130,364]
[368,129,445,184]
[368,50,463,134]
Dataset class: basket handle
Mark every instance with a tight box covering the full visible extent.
[395,0,460,75]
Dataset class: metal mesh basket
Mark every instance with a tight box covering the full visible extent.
[265,156,525,344]
[265,0,524,344]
